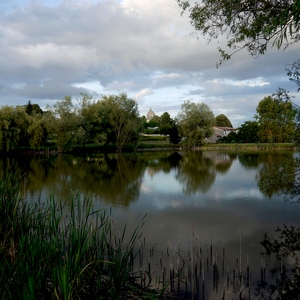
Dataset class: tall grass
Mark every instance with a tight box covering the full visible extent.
[0,174,163,299]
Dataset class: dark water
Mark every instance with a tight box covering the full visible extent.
[2,150,300,299]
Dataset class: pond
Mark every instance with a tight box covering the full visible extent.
[2,150,300,299]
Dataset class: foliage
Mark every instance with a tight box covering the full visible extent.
[177,100,215,147]
[0,105,31,151]
[147,115,161,128]
[215,114,232,127]
[177,0,300,64]
[76,93,105,147]
[0,173,167,299]
[46,96,81,152]
[260,225,300,299]
[25,100,43,115]
[217,130,238,143]
[159,112,172,135]
[237,120,259,143]
[97,93,141,151]
[255,91,296,143]
[168,124,181,144]
[27,114,48,149]
[287,58,300,92]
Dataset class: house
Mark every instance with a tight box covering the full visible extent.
[206,126,237,143]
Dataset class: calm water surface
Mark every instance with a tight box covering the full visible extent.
[3,150,300,299]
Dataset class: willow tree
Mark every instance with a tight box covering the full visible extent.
[0,105,31,151]
[27,114,47,149]
[46,96,81,152]
[98,93,141,151]
[177,100,215,147]
[177,0,300,64]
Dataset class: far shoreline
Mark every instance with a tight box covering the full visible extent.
[1,142,299,156]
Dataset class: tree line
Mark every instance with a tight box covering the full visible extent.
[0,93,143,152]
[219,88,300,144]
[0,86,299,152]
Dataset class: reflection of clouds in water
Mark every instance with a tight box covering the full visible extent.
[143,168,182,194]
[152,199,182,211]
[140,183,150,193]
[141,162,265,212]
[211,187,264,202]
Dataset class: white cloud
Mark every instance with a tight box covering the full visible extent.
[134,88,154,103]
[0,0,299,127]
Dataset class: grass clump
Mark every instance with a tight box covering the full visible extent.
[0,174,164,299]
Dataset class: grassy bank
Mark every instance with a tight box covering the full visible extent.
[2,139,299,156]
[199,142,298,151]
[0,174,167,299]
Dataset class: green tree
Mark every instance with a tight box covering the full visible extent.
[140,116,147,130]
[98,93,141,151]
[75,93,105,147]
[25,101,43,115]
[27,114,48,149]
[255,92,295,143]
[177,100,215,147]
[217,131,238,143]
[13,106,31,147]
[215,114,232,127]
[177,0,300,63]
[237,120,259,143]
[147,115,160,128]
[169,124,181,144]
[46,96,81,152]
[0,106,31,151]
[160,111,171,124]
[159,112,173,135]
[0,106,19,151]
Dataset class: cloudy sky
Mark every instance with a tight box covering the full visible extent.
[1,0,300,127]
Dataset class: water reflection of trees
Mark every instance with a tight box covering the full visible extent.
[145,152,182,177]
[259,225,300,299]
[238,153,260,169]
[72,154,144,206]
[1,150,237,203]
[2,154,145,207]
[175,151,232,195]
[256,153,300,298]
[204,151,236,174]
[254,153,296,198]
[144,151,235,196]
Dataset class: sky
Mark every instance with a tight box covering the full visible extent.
[1,0,300,128]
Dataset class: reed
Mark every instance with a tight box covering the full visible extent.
[0,174,163,299]
[1,174,286,299]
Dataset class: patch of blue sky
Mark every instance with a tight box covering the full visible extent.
[1,0,56,14]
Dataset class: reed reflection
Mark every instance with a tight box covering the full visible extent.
[259,224,300,299]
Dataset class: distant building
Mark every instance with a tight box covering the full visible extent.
[146,108,155,122]
[207,126,237,143]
